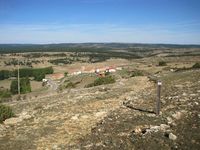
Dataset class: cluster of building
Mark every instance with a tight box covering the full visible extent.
[43,66,123,82]
[71,66,122,76]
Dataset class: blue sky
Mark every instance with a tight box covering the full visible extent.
[0,0,200,44]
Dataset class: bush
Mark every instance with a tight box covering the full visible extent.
[0,104,14,123]
[86,76,115,87]
[158,61,167,66]
[65,82,76,88]
[105,71,110,76]
[64,72,68,77]
[10,77,31,94]
[192,62,200,69]
[130,70,144,77]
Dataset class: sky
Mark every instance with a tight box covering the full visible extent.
[0,0,200,44]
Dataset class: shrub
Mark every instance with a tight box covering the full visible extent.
[192,62,200,69]
[0,104,15,123]
[105,71,110,76]
[65,82,76,88]
[130,70,144,77]
[86,76,115,87]
[64,72,68,77]
[158,61,167,66]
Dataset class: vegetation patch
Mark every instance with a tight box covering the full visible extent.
[0,70,11,80]
[10,77,31,95]
[0,67,53,81]
[0,104,15,123]
[175,62,200,72]
[130,70,144,77]
[48,58,73,65]
[118,69,144,78]
[0,89,11,102]
[192,62,200,69]
[85,76,115,88]
[158,61,167,66]
[65,82,76,88]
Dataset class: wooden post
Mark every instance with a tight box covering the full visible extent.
[156,81,162,115]
[18,59,20,95]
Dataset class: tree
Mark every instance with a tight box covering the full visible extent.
[10,80,18,94]
[33,71,45,81]
[0,70,11,80]
[20,77,31,94]
[10,77,31,95]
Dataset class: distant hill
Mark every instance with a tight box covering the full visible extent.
[0,43,200,53]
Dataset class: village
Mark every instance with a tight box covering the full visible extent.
[46,65,120,78]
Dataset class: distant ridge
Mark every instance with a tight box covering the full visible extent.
[0,43,200,53]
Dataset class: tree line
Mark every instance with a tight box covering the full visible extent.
[0,66,53,81]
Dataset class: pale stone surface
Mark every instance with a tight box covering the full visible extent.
[4,117,23,125]
[169,133,177,140]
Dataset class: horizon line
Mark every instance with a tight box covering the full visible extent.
[0,42,200,46]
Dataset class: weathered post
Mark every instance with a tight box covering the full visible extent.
[18,59,20,95]
[156,81,162,115]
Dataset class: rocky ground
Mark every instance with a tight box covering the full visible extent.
[67,70,200,150]
[0,69,200,150]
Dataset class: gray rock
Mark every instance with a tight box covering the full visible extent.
[20,112,32,120]
[160,124,170,131]
[168,97,172,100]
[198,114,200,118]
[71,114,79,120]
[167,117,173,125]
[182,92,187,96]
[169,133,177,140]
[149,126,160,132]
[172,112,182,120]
[190,94,197,97]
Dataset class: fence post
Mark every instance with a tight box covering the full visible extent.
[156,81,162,115]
